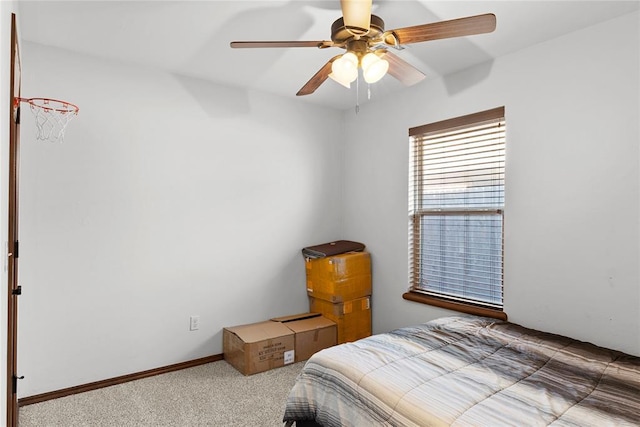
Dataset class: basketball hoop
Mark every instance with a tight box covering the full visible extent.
[17,97,79,143]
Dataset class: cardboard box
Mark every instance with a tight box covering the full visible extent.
[223,321,295,376]
[309,296,372,344]
[306,251,372,303]
[271,313,337,362]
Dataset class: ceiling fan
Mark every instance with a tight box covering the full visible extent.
[230,0,496,96]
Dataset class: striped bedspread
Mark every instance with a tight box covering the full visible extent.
[283,316,640,426]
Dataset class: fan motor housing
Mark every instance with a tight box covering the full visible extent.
[331,14,385,45]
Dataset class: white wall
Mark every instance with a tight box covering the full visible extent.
[17,42,345,397]
[343,11,640,356]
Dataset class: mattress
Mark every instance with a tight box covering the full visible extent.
[283,316,640,426]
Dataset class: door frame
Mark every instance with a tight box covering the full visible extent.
[7,12,21,427]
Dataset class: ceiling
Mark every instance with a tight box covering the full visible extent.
[17,1,640,110]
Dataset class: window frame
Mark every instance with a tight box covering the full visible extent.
[403,107,507,321]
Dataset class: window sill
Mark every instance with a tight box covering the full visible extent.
[402,292,508,321]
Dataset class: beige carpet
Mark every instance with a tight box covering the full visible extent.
[19,360,305,427]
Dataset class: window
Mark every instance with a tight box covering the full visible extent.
[404,107,507,320]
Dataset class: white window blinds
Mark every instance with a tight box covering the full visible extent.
[409,107,505,310]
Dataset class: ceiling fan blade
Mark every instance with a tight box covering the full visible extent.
[340,0,372,35]
[380,51,426,87]
[297,56,341,96]
[230,41,333,49]
[385,13,496,46]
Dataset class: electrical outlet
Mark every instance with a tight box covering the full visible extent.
[189,315,200,331]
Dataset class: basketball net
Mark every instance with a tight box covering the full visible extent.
[18,97,79,143]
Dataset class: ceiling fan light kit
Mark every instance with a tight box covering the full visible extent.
[361,52,389,83]
[329,49,389,87]
[331,51,359,86]
[230,1,496,98]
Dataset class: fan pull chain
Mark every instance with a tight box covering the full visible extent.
[355,73,360,114]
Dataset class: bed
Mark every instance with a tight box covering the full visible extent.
[282,315,640,426]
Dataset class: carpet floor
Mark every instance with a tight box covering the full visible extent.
[18,360,305,427]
